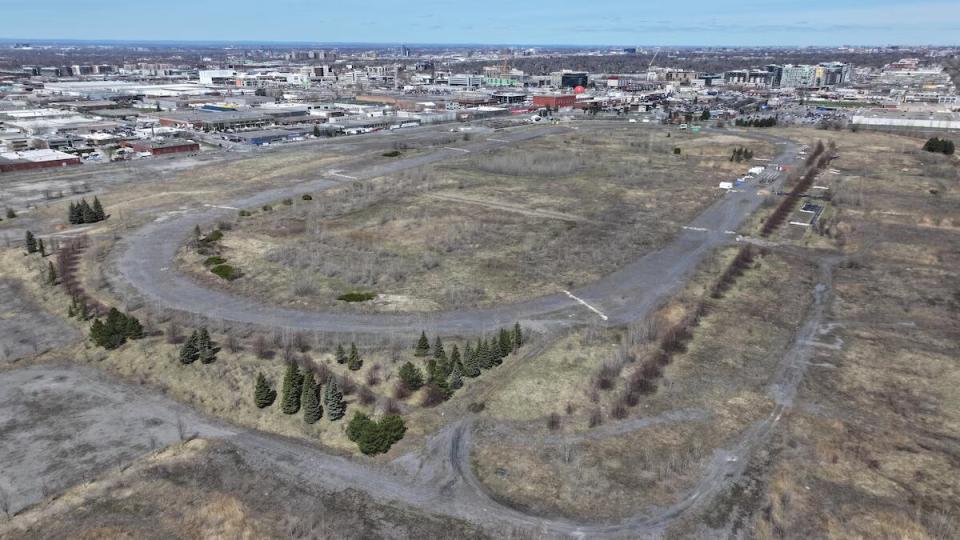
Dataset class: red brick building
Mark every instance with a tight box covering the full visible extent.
[0,149,81,173]
[122,140,199,156]
[532,94,576,109]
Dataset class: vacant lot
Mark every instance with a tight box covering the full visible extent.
[0,277,79,363]
[1,438,487,540]
[472,247,817,521]
[706,129,960,538]
[177,126,775,312]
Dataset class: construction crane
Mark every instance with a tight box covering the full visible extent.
[648,47,661,70]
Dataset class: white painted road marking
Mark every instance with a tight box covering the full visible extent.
[487,138,510,143]
[331,172,358,180]
[443,147,471,153]
[562,290,608,321]
[682,226,709,232]
[204,204,239,210]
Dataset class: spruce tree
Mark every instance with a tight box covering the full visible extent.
[433,336,445,360]
[513,322,523,351]
[196,327,216,364]
[462,345,481,377]
[335,344,347,364]
[280,362,303,414]
[489,338,504,366]
[47,261,57,285]
[476,339,491,369]
[254,372,277,408]
[398,361,424,390]
[446,344,460,377]
[179,331,199,364]
[426,358,439,384]
[38,238,46,257]
[324,377,345,421]
[414,331,430,356]
[450,361,464,390]
[301,371,323,423]
[499,328,512,357]
[124,315,144,340]
[80,199,96,224]
[92,197,105,222]
[347,343,362,370]
[25,231,37,254]
[68,202,80,224]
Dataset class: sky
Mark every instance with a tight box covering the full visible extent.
[2,0,959,46]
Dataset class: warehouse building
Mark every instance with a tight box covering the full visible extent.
[532,94,576,109]
[121,139,200,155]
[0,149,81,173]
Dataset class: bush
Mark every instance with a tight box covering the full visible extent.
[282,198,293,206]
[203,256,226,267]
[673,147,681,155]
[347,412,406,455]
[382,150,401,157]
[90,308,144,350]
[301,194,313,201]
[262,204,272,212]
[238,209,251,217]
[210,264,241,280]
[923,137,955,155]
[337,291,376,302]
[204,229,224,242]
[398,361,424,391]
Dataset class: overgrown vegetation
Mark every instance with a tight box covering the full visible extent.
[67,197,107,225]
[346,412,406,455]
[922,136,955,155]
[89,308,144,350]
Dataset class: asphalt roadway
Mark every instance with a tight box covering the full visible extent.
[115,123,800,335]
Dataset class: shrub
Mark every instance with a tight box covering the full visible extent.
[210,264,241,280]
[923,137,955,155]
[382,150,401,157]
[238,209,251,217]
[203,256,226,267]
[282,198,293,206]
[301,194,313,201]
[204,229,224,242]
[262,204,272,212]
[338,291,376,302]
[346,413,406,455]
[673,147,681,155]
[90,308,144,350]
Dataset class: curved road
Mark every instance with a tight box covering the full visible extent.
[115,125,800,335]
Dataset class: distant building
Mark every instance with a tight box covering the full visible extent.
[0,149,81,173]
[448,74,483,87]
[533,94,575,109]
[551,71,588,88]
[121,140,200,156]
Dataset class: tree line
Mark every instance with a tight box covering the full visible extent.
[68,197,107,225]
[730,147,754,162]
[735,117,777,128]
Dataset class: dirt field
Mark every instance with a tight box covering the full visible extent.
[471,248,818,521]
[176,126,775,312]
[0,277,79,363]
[679,128,960,538]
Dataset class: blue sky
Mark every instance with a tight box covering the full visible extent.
[3,0,958,46]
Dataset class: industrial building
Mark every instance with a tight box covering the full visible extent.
[0,149,81,173]
[533,94,576,109]
[121,140,200,155]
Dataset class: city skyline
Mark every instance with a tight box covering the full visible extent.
[3,0,959,46]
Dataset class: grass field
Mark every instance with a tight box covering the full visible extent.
[176,125,775,312]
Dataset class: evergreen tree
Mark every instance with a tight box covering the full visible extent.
[47,261,57,285]
[92,197,106,222]
[38,238,46,257]
[499,328,512,357]
[324,377,346,421]
[476,339,492,369]
[414,331,430,356]
[254,372,277,408]
[301,371,323,423]
[513,322,523,351]
[80,199,96,224]
[313,124,321,137]
[196,327,216,364]
[280,362,303,414]
[25,231,37,254]
[450,361,464,390]
[179,331,199,364]
[123,315,144,340]
[347,343,362,371]
[68,202,80,224]
[398,361,424,390]
[426,358,439,384]
[335,344,347,364]
[446,344,460,377]
[433,336,445,360]
[489,338,504,366]
[462,347,481,377]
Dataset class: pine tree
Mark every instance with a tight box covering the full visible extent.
[398,361,424,390]
[38,238,46,257]
[179,331,199,364]
[476,339,491,369]
[446,344,460,377]
[335,344,347,364]
[347,343,362,370]
[462,347,481,377]
[280,362,303,414]
[450,361,463,390]
[47,261,57,285]
[513,322,523,351]
[324,377,346,421]
[254,372,277,408]
[414,331,430,356]
[92,197,105,222]
[80,199,96,224]
[124,315,144,340]
[499,328,512,357]
[196,327,216,364]
[489,338,504,366]
[426,358,439,384]
[433,336,445,360]
[301,371,323,423]
[68,202,80,224]
[25,231,37,254]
